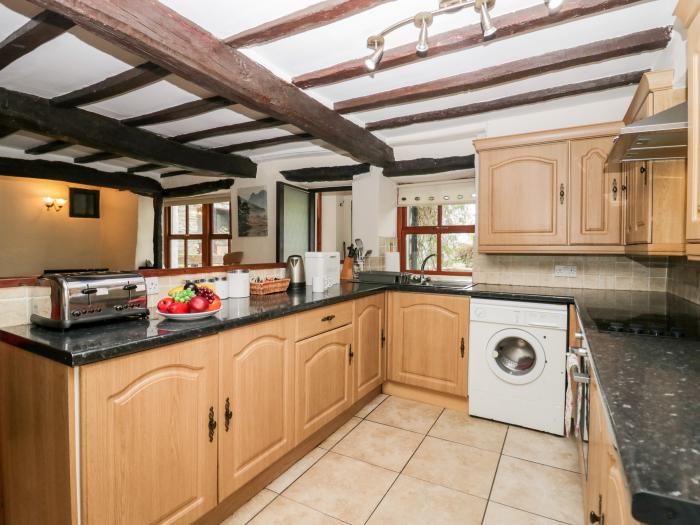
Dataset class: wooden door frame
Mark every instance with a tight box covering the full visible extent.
[309,186,353,254]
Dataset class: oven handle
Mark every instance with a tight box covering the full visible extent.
[567,355,591,384]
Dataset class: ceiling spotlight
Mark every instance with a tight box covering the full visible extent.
[364,35,385,72]
[478,1,497,38]
[414,13,433,55]
[545,0,565,14]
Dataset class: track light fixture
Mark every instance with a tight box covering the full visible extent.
[364,0,566,72]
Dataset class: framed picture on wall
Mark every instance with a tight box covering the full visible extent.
[237,186,268,237]
[69,188,100,218]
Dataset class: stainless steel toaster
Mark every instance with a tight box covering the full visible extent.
[30,271,149,329]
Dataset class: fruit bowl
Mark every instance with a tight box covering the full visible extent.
[158,308,221,321]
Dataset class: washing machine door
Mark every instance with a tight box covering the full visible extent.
[485,328,547,385]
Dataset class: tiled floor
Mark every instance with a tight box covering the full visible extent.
[221,394,583,525]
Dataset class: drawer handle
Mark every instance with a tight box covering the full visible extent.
[208,406,217,442]
[321,314,336,322]
[224,397,233,432]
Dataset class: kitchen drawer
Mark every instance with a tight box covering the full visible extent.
[295,301,353,341]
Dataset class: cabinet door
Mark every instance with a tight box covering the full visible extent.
[625,162,652,245]
[604,454,642,525]
[585,378,609,525]
[354,293,385,400]
[295,325,353,442]
[686,8,700,242]
[81,338,218,525]
[219,318,295,499]
[388,292,468,396]
[478,142,568,246]
[570,137,622,245]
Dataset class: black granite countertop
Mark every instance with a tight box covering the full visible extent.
[1,281,698,523]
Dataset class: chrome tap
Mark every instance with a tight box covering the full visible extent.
[420,253,436,285]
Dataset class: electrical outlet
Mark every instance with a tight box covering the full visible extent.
[554,265,577,278]
[145,277,159,295]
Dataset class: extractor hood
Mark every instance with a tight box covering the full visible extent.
[608,102,687,163]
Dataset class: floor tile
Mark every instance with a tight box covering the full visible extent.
[428,410,508,452]
[220,489,276,525]
[503,426,581,472]
[319,417,362,450]
[366,396,442,434]
[483,502,566,525]
[249,496,344,525]
[491,455,583,525]
[332,420,423,472]
[367,474,486,525]
[283,452,397,525]
[403,436,499,498]
[355,393,388,418]
[267,447,327,493]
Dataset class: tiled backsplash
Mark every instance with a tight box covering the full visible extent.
[667,258,700,305]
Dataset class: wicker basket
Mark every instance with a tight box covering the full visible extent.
[250,278,291,295]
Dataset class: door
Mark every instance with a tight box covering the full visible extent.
[295,325,353,442]
[219,318,295,499]
[478,142,568,246]
[277,182,314,262]
[625,162,652,244]
[388,292,468,396]
[570,137,622,245]
[354,293,385,400]
[585,377,609,525]
[81,337,218,525]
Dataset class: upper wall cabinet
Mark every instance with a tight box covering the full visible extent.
[676,1,700,259]
[475,123,623,254]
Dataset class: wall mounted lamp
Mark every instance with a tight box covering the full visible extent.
[44,197,66,212]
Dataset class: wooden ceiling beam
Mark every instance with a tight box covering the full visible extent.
[128,163,163,173]
[25,140,70,154]
[383,155,475,176]
[0,157,162,195]
[27,0,394,166]
[336,27,671,114]
[366,71,647,131]
[173,117,282,144]
[281,163,370,182]
[215,133,315,153]
[74,151,119,164]
[121,96,232,127]
[293,0,649,89]
[0,10,74,71]
[162,178,234,198]
[224,0,390,47]
[0,87,257,176]
[160,170,192,178]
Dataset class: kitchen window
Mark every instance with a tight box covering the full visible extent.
[398,203,475,276]
[164,200,232,268]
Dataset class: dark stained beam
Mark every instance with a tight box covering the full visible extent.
[25,139,69,154]
[224,0,390,47]
[0,126,18,139]
[153,195,163,268]
[160,170,192,178]
[121,96,231,127]
[173,117,281,144]
[28,0,393,166]
[383,155,475,177]
[51,62,168,107]
[74,151,119,164]
[336,27,671,114]
[0,157,162,195]
[162,178,234,198]
[128,163,163,173]
[366,71,647,131]
[293,0,649,89]
[0,10,73,71]
[0,87,257,176]
[215,133,314,153]
[282,163,370,182]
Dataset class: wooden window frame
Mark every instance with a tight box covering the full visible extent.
[164,201,232,268]
[397,205,474,277]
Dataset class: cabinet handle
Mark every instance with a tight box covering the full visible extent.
[208,406,217,442]
[381,328,385,348]
[224,397,233,432]
[640,165,647,185]
[321,314,336,322]
[589,511,601,524]
[348,344,354,365]
[611,178,618,201]
[460,337,465,358]
[559,184,565,205]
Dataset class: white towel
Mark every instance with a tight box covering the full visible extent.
[565,353,581,437]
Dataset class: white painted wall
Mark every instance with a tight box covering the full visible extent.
[320,194,338,252]
[134,196,155,268]
[352,167,397,255]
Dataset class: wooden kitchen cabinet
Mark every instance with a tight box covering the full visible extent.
[353,293,386,400]
[80,337,219,525]
[388,292,468,396]
[295,324,354,442]
[570,137,623,245]
[218,318,295,499]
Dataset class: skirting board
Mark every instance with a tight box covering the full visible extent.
[382,381,468,413]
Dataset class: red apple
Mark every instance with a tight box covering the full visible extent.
[168,301,190,315]
[189,295,210,313]
[157,297,174,313]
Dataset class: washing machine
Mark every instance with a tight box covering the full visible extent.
[469,298,568,435]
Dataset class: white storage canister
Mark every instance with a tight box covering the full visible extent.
[215,277,229,299]
[228,269,250,298]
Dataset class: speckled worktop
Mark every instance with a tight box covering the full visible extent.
[1,282,698,523]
